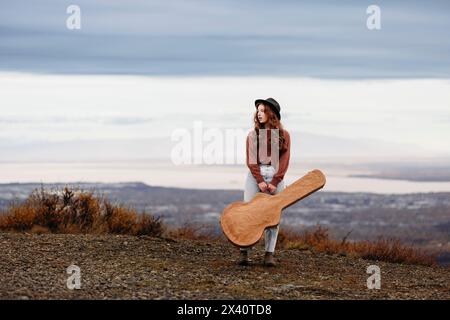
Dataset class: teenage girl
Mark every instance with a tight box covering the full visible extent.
[239,97,291,267]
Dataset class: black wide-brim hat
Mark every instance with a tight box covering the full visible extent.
[254,97,281,120]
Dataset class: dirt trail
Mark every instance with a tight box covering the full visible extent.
[0,232,448,299]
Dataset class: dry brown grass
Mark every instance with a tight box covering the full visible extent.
[0,186,438,266]
[277,226,438,266]
[0,186,164,237]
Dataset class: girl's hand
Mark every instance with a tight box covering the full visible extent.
[258,182,268,192]
[267,183,277,194]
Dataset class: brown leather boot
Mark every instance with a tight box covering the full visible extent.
[238,250,249,266]
[264,252,276,267]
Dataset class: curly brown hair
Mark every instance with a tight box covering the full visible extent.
[253,102,287,151]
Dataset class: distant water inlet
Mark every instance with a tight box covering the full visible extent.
[2,161,450,194]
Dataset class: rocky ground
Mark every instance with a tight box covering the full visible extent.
[0,232,449,300]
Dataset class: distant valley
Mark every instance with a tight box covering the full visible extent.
[0,182,449,265]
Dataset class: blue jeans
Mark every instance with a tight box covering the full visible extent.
[241,165,285,253]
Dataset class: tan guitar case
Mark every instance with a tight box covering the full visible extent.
[220,169,326,247]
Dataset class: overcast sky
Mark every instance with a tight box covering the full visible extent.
[1,0,450,77]
[0,1,449,167]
